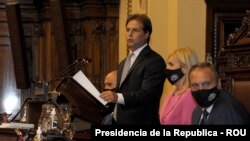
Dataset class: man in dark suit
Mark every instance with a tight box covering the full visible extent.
[189,62,250,124]
[101,70,117,125]
[100,14,166,124]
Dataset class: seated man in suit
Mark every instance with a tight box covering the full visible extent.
[101,70,117,124]
[189,62,250,125]
[103,70,117,91]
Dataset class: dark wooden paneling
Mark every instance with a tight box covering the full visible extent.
[5,4,30,89]
[0,22,9,36]
[0,1,119,129]
[205,0,250,113]
[50,0,71,71]
[205,0,250,61]
[232,80,250,113]
[0,11,7,22]
[0,37,10,46]
[78,1,119,90]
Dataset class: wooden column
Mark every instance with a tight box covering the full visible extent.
[50,0,72,70]
[5,3,30,89]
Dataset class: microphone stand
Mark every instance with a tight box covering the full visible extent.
[10,97,32,122]
[35,58,92,101]
[47,57,92,85]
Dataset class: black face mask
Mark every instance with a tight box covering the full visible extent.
[191,87,219,108]
[165,68,184,85]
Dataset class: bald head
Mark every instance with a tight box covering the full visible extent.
[104,70,117,90]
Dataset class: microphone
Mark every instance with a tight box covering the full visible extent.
[75,57,92,64]
[47,57,92,85]
[35,57,92,103]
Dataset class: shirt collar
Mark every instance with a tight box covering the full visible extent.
[129,43,147,57]
[202,104,213,114]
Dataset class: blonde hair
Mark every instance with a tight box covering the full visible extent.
[168,47,199,88]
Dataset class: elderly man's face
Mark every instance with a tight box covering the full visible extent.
[104,73,117,90]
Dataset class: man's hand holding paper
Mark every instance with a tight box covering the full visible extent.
[100,91,118,103]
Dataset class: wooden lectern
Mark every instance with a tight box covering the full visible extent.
[56,77,109,124]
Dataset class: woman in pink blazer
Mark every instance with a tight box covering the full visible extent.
[159,47,198,125]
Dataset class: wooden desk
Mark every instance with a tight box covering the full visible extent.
[0,122,35,141]
[0,128,30,141]
[74,130,91,141]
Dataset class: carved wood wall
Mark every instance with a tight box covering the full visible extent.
[205,0,250,113]
[0,0,119,114]
[205,0,250,63]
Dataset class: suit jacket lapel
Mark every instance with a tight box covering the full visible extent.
[118,46,151,88]
[195,107,203,124]
[117,60,125,88]
[129,46,150,72]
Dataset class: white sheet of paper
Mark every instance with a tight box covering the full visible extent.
[72,71,107,105]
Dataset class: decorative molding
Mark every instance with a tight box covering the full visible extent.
[226,53,250,70]
[213,12,245,63]
[127,0,148,15]
[127,0,132,16]
[137,0,147,14]
[226,10,250,46]
[92,20,104,40]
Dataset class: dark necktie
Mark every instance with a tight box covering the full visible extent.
[199,109,209,125]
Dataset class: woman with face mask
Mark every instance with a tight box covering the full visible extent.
[159,47,199,125]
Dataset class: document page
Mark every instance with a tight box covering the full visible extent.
[72,71,107,105]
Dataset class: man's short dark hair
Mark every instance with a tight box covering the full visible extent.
[189,62,219,80]
[126,14,152,43]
